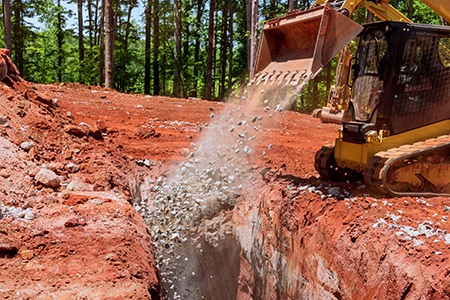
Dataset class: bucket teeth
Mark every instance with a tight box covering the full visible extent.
[269,71,282,85]
[248,70,311,88]
[261,72,271,85]
[276,71,290,85]
[290,70,306,86]
[263,71,277,85]
[284,71,298,86]
[255,72,268,86]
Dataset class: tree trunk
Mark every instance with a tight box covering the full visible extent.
[144,0,151,94]
[305,81,312,111]
[12,0,24,75]
[162,13,167,95]
[193,0,204,97]
[116,0,135,90]
[408,0,413,20]
[87,0,93,48]
[153,0,160,95]
[182,19,190,97]
[181,1,194,97]
[212,9,218,97]
[105,0,114,88]
[288,0,296,11]
[219,0,229,100]
[227,0,233,95]
[57,0,64,82]
[251,0,258,76]
[124,1,134,51]
[245,0,251,76]
[312,78,319,110]
[366,10,374,23]
[173,0,182,97]
[94,0,100,45]
[3,0,12,54]
[205,0,215,99]
[78,0,85,83]
[99,0,105,86]
[326,62,331,105]
[246,0,258,78]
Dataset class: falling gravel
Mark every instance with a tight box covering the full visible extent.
[135,103,277,299]
[133,79,314,298]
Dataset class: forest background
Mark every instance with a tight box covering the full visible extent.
[0,0,444,111]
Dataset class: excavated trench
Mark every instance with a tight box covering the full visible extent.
[163,234,241,299]
[135,180,349,299]
[233,192,344,300]
[132,90,302,298]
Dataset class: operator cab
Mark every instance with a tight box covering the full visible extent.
[342,21,450,143]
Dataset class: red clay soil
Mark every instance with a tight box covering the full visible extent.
[0,64,448,299]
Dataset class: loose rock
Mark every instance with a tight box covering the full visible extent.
[20,249,34,260]
[34,168,61,188]
[66,180,94,192]
[96,120,107,132]
[20,141,34,151]
[0,242,18,257]
[0,115,8,125]
[64,125,88,138]
[66,162,80,173]
[90,129,104,140]
[64,218,85,227]
[0,169,10,178]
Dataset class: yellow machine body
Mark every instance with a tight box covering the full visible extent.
[334,120,450,172]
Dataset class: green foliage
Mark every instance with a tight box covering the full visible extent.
[26,32,58,83]
[394,0,442,24]
[25,28,78,83]
[413,4,442,25]
[114,38,146,93]
[82,46,101,85]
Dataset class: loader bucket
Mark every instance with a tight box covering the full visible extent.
[251,5,363,88]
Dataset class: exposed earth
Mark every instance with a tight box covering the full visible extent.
[0,55,449,299]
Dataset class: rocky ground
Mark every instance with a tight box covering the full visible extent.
[0,55,449,299]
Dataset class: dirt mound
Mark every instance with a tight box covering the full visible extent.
[0,52,159,299]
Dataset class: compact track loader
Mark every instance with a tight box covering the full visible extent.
[315,21,450,197]
[252,2,450,197]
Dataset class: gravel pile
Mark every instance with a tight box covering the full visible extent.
[373,210,450,247]
[298,183,353,200]
[0,204,36,220]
